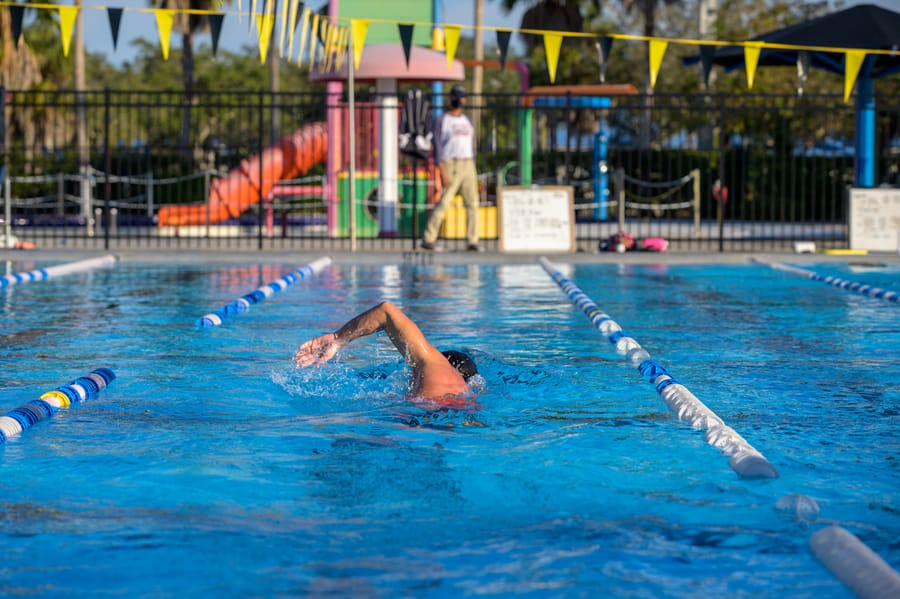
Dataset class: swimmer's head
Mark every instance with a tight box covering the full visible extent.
[441,350,478,381]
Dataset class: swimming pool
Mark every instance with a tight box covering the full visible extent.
[1,255,897,597]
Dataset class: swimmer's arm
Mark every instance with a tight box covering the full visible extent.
[294,301,437,368]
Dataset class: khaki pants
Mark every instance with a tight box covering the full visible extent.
[423,158,479,246]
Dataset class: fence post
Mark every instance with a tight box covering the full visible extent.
[258,90,264,251]
[204,166,211,239]
[146,172,154,218]
[57,172,65,216]
[104,88,112,250]
[717,95,726,252]
[82,165,94,236]
[3,172,10,243]
[692,168,700,237]
[615,167,625,232]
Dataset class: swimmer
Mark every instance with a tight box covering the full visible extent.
[294,301,478,404]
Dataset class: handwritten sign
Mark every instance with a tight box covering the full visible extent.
[849,188,900,251]
[498,186,575,253]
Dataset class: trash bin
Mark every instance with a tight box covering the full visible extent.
[336,171,379,238]
[398,171,431,238]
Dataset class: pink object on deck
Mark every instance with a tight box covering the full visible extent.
[641,237,669,252]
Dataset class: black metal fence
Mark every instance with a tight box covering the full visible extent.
[2,87,898,252]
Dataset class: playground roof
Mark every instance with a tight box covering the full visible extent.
[522,84,639,107]
[310,44,465,83]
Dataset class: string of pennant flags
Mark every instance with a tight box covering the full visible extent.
[2,1,896,101]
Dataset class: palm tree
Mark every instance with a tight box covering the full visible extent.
[500,0,587,52]
[496,1,599,156]
[151,0,225,153]
[1,5,45,166]
[619,0,682,147]
[74,0,88,169]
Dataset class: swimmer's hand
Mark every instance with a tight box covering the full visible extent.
[294,333,343,367]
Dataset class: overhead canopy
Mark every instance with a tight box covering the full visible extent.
[310,43,465,83]
[686,4,900,79]
[683,3,900,188]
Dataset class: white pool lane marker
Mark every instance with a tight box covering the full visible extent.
[810,526,900,599]
[0,368,116,445]
[753,258,898,304]
[538,257,778,480]
[0,255,118,287]
[196,256,332,327]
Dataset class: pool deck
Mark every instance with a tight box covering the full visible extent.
[2,247,899,267]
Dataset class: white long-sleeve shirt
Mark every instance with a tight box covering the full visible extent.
[435,112,475,163]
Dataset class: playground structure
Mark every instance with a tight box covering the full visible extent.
[310,43,465,238]
[156,123,328,227]
[151,61,698,237]
[519,84,637,221]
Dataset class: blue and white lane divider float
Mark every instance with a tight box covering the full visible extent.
[753,258,898,304]
[0,255,118,288]
[538,257,778,480]
[196,256,332,327]
[0,368,116,445]
[810,526,900,599]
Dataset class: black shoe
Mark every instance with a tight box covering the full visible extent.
[420,241,444,252]
[467,244,483,252]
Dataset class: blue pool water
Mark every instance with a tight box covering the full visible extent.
[0,256,897,597]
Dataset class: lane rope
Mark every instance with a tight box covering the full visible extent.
[0,368,116,445]
[0,255,118,288]
[196,256,332,327]
[753,258,898,304]
[810,526,900,599]
[538,257,779,480]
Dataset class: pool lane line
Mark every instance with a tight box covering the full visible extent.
[0,368,116,445]
[196,256,332,327]
[753,258,898,304]
[538,257,779,480]
[810,526,900,599]
[0,255,118,288]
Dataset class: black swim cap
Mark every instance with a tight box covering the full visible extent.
[441,350,478,381]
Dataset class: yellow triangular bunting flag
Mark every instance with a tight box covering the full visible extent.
[844,50,866,103]
[444,25,461,70]
[286,0,300,59]
[257,13,275,64]
[296,7,310,66]
[309,13,320,67]
[277,0,290,57]
[351,19,369,70]
[543,32,563,83]
[336,27,349,70]
[322,22,335,71]
[744,42,762,89]
[648,39,668,89]
[154,10,175,60]
[57,6,78,57]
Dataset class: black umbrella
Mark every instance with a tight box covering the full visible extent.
[684,4,900,187]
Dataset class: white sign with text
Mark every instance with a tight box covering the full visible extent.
[498,186,575,253]
[849,188,900,251]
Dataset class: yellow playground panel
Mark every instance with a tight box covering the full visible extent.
[439,196,498,239]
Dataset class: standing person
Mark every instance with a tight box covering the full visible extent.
[420,85,481,252]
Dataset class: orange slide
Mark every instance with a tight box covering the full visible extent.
[157,122,328,227]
